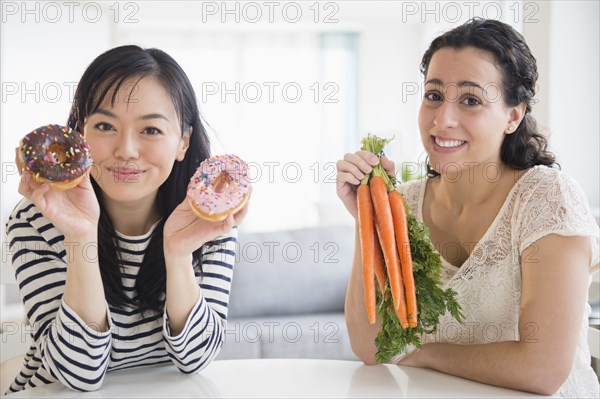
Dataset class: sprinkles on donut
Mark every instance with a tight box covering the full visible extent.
[187,154,252,222]
[19,124,92,190]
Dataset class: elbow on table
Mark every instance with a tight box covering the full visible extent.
[345,309,379,365]
[49,360,108,393]
[64,376,106,393]
[356,353,378,366]
[349,343,378,365]
[525,364,571,396]
[70,384,104,393]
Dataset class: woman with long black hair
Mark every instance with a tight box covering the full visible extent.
[6,45,249,393]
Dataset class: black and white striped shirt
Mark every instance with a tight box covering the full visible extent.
[5,199,237,393]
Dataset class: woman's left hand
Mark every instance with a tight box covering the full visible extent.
[390,344,422,366]
[163,193,251,257]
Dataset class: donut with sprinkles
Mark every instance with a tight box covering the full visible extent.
[187,154,251,222]
[18,124,92,190]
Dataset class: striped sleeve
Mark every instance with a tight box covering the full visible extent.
[6,199,112,392]
[162,227,237,373]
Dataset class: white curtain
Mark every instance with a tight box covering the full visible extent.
[114,29,358,231]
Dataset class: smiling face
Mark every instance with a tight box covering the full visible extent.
[83,76,189,205]
[418,46,523,177]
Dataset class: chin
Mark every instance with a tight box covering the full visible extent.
[103,185,157,203]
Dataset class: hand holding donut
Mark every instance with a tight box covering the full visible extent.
[16,124,99,238]
[163,154,252,256]
[336,151,396,219]
[163,192,250,256]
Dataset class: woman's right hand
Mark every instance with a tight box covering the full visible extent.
[16,147,100,239]
[335,151,396,219]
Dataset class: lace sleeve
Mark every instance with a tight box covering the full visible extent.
[517,168,599,271]
[396,179,424,218]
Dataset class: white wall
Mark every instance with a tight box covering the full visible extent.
[1,0,599,317]
[1,2,114,302]
[523,1,599,214]
[545,1,599,212]
[2,1,598,232]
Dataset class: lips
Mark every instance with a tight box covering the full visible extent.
[108,166,146,181]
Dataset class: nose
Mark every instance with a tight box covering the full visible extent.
[433,99,459,130]
[114,131,139,160]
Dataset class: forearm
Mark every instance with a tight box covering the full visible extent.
[163,235,236,373]
[41,302,112,391]
[9,220,111,391]
[62,232,108,332]
[416,341,563,395]
[164,253,201,336]
[345,224,381,364]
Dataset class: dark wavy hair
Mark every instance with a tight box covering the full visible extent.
[419,18,557,177]
[68,45,211,313]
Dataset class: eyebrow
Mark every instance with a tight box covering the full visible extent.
[424,78,485,92]
[93,108,170,122]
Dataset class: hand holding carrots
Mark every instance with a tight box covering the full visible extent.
[338,134,462,362]
[336,151,396,219]
[350,135,417,328]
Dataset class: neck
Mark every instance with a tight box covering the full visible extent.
[103,193,161,236]
[432,162,523,210]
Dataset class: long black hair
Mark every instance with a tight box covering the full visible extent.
[419,18,557,177]
[68,45,211,312]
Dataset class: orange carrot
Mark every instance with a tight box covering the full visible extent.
[370,176,409,328]
[373,223,387,294]
[357,184,377,325]
[389,191,418,327]
[375,221,408,327]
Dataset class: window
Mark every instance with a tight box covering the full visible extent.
[115,27,358,231]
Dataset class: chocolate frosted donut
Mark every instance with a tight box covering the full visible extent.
[19,124,92,190]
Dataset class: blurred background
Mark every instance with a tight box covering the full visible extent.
[1,0,599,336]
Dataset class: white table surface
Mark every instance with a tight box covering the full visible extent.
[5,359,543,398]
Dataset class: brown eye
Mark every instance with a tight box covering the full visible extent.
[461,97,481,106]
[143,127,162,136]
[424,92,442,102]
[95,122,114,132]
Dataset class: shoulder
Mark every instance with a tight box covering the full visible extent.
[6,198,62,246]
[7,198,38,223]
[517,166,591,211]
[397,178,426,215]
[397,178,425,198]
[6,198,42,234]
[7,198,50,228]
[514,166,598,262]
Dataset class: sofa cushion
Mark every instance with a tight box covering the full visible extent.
[217,313,357,361]
[228,225,355,319]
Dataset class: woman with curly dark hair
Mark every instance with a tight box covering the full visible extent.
[337,18,599,397]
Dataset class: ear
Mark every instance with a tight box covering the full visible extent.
[505,102,527,134]
[176,127,192,162]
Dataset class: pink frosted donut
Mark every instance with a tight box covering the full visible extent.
[187,154,251,222]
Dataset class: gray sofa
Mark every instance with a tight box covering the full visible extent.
[216,225,358,361]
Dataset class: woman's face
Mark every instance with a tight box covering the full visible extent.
[418,46,521,177]
[83,76,189,205]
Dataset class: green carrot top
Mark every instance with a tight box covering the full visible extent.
[360,133,396,191]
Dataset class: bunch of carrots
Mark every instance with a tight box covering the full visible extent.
[356,135,463,362]
[357,134,417,328]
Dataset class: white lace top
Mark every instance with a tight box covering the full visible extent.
[398,166,600,398]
